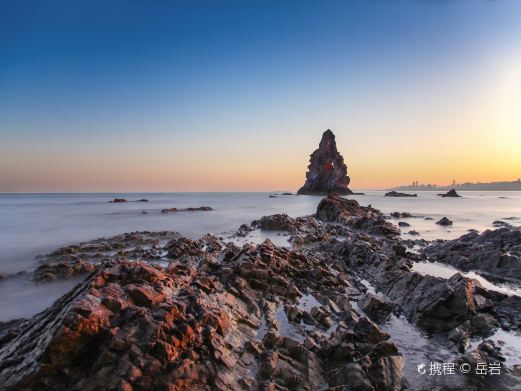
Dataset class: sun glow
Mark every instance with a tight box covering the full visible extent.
[499,59,521,131]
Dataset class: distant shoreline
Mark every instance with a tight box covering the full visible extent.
[389,180,521,192]
[1,189,521,195]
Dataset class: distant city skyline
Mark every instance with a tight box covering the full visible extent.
[392,178,521,192]
[1,1,520,192]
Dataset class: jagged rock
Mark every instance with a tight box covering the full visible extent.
[448,325,470,353]
[358,293,393,322]
[316,194,400,236]
[236,224,253,237]
[439,189,462,198]
[1,232,411,391]
[8,192,521,390]
[33,258,96,281]
[297,129,352,195]
[423,225,521,282]
[0,319,26,349]
[436,217,453,226]
[0,261,265,390]
[385,191,417,198]
[253,214,295,230]
[456,341,521,390]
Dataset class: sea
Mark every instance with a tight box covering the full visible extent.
[1,191,521,386]
[1,190,520,321]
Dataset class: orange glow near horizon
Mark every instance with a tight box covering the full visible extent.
[1,58,520,193]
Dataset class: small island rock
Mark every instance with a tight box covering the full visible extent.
[297,129,352,195]
[439,189,461,198]
[385,191,417,198]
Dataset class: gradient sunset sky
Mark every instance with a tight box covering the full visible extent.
[1,1,520,192]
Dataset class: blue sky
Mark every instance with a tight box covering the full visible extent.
[1,1,520,191]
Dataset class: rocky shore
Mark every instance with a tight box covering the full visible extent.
[1,195,520,390]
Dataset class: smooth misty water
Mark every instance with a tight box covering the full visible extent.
[1,191,520,275]
[0,191,520,323]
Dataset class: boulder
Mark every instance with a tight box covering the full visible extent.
[358,293,393,322]
[316,194,400,236]
[436,217,453,226]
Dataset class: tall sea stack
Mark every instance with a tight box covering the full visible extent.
[297,129,352,195]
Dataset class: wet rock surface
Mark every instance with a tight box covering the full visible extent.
[0,246,405,390]
[316,194,400,237]
[2,195,521,390]
[423,224,521,283]
[297,129,352,195]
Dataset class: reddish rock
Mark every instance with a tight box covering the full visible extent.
[297,129,352,195]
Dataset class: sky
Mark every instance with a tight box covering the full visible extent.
[1,0,520,192]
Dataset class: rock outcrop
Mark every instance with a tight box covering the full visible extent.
[0,247,406,391]
[424,224,521,282]
[5,193,521,390]
[297,130,352,195]
[384,191,417,198]
[161,207,213,214]
[316,194,400,237]
[439,189,462,198]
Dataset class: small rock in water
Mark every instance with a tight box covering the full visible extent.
[384,191,417,197]
[109,198,128,203]
[398,222,410,227]
[161,206,212,213]
[390,211,413,219]
[436,217,453,226]
[438,189,461,198]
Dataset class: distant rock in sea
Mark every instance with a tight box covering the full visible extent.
[161,206,213,213]
[385,191,417,198]
[297,129,352,195]
[109,198,149,203]
[109,198,128,203]
[436,217,453,226]
[438,189,461,198]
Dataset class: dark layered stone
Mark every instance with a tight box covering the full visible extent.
[297,129,352,195]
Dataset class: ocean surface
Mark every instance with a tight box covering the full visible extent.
[0,191,520,322]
